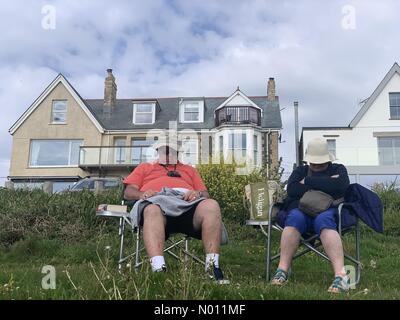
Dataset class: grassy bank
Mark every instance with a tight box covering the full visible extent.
[0,186,399,300]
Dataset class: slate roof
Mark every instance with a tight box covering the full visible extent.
[83,96,282,131]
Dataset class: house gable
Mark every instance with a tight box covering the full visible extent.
[9,74,104,135]
[215,88,262,111]
[350,62,400,127]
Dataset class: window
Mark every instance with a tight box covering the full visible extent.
[180,101,204,123]
[253,135,258,165]
[389,93,400,119]
[228,133,247,161]
[378,137,400,165]
[29,140,83,167]
[133,103,155,124]
[114,138,126,164]
[180,139,198,165]
[327,139,336,158]
[131,138,157,164]
[51,100,67,123]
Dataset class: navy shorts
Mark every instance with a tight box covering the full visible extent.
[284,207,338,236]
[140,201,203,240]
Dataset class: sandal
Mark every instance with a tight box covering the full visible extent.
[271,268,289,285]
[327,275,350,293]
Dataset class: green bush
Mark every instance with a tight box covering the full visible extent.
[0,187,122,246]
[0,165,265,246]
[197,163,264,223]
[372,181,400,212]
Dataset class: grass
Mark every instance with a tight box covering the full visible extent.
[0,186,399,300]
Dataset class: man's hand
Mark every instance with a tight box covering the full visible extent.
[141,190,157,200]
[183,190,201,202]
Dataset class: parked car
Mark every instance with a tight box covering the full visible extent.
[69,177,122,192]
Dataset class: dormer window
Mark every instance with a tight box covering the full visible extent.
[133,102,156,124]
[51,100,67,123]
[180,100,204,123]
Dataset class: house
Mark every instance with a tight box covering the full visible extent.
[300,62,400,183]
[8,69,282,192]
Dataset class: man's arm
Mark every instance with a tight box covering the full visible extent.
[199,190,210,198]
[124,184,157,201]
[182,189,210,202]
[124,184,143,200]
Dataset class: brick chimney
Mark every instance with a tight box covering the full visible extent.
[104,69,117,116]
[267,77,276,101]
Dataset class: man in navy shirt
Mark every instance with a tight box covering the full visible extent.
[271,138,350,293]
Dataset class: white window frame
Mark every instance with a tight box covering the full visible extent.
[179,100,204,123]
[253,134,258,166]
[114,138,126,164]
[29,139,83,168]
[228,132,247,162]
[132,102,156,124]
[389,92,400,119]
[131,137,158,164]
[378,137,400,166]
[180,138,199,165]
[51,100,67,124]
[327,139,337,158]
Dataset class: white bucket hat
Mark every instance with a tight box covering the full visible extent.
[303,138,336,164]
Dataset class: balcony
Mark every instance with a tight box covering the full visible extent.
[215,106,261,127]
[79,146,157,172]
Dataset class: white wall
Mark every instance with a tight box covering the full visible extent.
[302,72,400,167]
[302,128,379,166]
[358,72,400,127]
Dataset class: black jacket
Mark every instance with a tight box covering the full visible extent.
[284,163,350,212]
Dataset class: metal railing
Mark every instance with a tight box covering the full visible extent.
[215,106,261,126]
[79,146,157,167]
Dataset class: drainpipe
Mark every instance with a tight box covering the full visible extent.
[265,129,271,179]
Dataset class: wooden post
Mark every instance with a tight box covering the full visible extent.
[5,181,14,190]
[43,181,53,194]
[94,180,104,194]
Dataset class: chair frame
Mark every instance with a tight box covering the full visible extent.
[247,202,362,285]
[116,201,205,270]
[96,196,205,271]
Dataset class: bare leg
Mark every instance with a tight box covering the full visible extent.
[320,229,345,276]
[142,204,167,258]
[193,199,222,254]
[277,226,301,272]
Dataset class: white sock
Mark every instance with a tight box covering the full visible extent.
[150,255,166,272]
[205,253,220,271]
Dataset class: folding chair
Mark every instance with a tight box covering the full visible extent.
[246,187,362,286]
[97,188,227,271]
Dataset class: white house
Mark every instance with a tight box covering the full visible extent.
[300,63,400,183]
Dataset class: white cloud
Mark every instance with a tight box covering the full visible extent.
[1,0,400,184]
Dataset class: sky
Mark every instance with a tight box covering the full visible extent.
[1,0,400,185]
